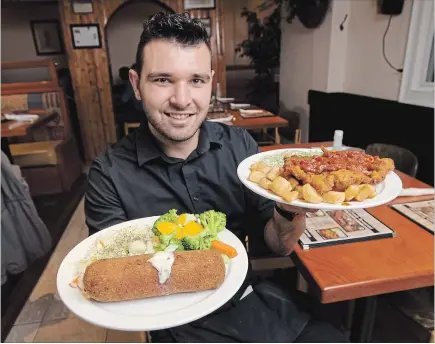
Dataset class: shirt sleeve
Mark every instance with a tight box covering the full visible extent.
[84,154,128,236]
[241,130,275,257]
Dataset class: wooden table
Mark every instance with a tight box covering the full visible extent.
[1,111,58,161]
[260,143,434,342]
[227,110,288,144]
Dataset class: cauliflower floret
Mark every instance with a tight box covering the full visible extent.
[128,240,148,256]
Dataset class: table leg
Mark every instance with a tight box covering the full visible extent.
[275,128,281,144]
[1,137,13,163]
[350,296,377,343]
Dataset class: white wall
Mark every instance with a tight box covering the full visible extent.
[1,3,67,82]
[279,2,336,141]
[345,0,413,100]
[279,0,414,142]
[106,1,167,85]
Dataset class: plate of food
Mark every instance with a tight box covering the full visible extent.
[57,210,248,331]
[206,112,234,123]
[237,147,402,210]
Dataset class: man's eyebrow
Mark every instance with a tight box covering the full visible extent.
[147,72,211,80]
[147,72,172,78]
[193,73,211,80]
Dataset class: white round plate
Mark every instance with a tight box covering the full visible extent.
[207,115,234,123]
[57,216,248,331]
[237,148,403,210]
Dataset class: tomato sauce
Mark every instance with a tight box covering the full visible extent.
[289,151,382,176]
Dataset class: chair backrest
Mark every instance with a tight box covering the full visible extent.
[278,104,302,143]
[1,59,71,142]
[366,143,419,177]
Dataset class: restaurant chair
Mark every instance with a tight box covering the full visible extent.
[246,231,294,274]
[366,143,418,177]
[278,109,301,144]
[124,122,141,136]
[375,288,434,342]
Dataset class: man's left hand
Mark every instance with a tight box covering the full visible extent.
[276,202,318,216]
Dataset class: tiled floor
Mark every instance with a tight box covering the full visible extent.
[2,175,86,341]
[5,199,147,343]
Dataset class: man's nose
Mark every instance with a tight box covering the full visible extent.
[170,82,192,109]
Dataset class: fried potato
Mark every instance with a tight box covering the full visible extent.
[270,176,292,197]
[250,161,268,171]
[249,171,266,183]
[294,185,303,198]
[258,165,272,175]
[258,177,272,190]
[288,177,299,188]
[266,166,281,181]
[323,191,346,204]
[302,184,323,204]
[344,185,360,201]
[281,190,299,203]
[355,184,375,202]
[359,184,376,199]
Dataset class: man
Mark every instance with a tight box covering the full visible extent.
[85,12,346,343]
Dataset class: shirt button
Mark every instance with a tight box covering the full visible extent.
[193,197,199,201]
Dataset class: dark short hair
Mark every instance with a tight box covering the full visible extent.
[118,66,130,81]
[135,12,211,77]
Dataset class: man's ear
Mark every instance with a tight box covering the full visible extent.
[211,70,215,79]
[129,69,142,101]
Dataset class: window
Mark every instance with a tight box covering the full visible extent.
[399,0,434,108]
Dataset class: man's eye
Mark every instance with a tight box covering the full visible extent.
[191,78,205,84]
[155,78,170,84]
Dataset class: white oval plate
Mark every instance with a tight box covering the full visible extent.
[237,148,403,210]
[207,115,234,123]
[57,216,248,331]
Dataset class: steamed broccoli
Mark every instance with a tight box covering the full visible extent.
[181,236,201,250]
[182,234,215,251]
[199,210,226,236]
[159,233,185,251]
[153,209,178,235]
[159,232,175,248]
[168,238,184,251]
[201,235,215,250]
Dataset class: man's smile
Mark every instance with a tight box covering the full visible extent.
[164,112,195,120]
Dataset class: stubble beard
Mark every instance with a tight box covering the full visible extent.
[147,113,203,143]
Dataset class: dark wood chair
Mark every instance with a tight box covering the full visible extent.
[366,143,419,177]
[278,110,301,144]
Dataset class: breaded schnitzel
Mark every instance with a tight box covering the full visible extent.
[281,147,395,193]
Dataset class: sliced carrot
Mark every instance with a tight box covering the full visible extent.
[69,276,79,288]
[211,240,238,258]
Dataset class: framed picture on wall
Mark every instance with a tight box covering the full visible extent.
[183,0,215,10]
[70,24,102,49]
[199,18,211,37]
[71,0,93,14]
[30,20,64,55]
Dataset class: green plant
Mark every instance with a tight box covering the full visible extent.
[234,1,282,110]
[235,1,282,77]
[234,0,329,110]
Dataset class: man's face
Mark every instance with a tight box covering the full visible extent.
[129,39,213,142]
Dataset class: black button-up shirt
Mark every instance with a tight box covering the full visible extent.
[85,121,274,254]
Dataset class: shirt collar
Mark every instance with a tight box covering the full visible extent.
[136,121,223,166]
